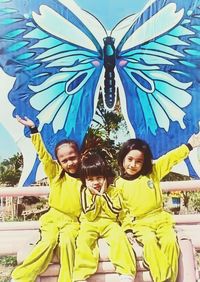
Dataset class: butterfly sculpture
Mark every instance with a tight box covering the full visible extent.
[0,0,200,185]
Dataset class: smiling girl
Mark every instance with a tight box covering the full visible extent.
[116,133,200,282]
[73,149,136,282]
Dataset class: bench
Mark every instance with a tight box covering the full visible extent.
[1,181,200,281]
[0,217,198,282]
[17,236,196,282]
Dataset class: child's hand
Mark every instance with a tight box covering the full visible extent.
[88,187,102,196]
[126,231,135,245]
[99,179,107,195]
[188,132,200,148]
[16,115,35,128]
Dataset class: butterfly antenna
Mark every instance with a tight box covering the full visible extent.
[83,9,108,36]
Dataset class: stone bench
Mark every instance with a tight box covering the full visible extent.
[16,229,197,282]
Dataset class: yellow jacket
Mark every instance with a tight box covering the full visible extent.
[80,185,125,223]
[31,133,82,218]
[116,144,190,229]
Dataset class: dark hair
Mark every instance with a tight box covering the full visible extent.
[118,138,153,177]
[80,149,114,185]
[54,139,79,161]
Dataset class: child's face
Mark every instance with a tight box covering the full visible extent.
[123,149,144,176]
[56,144,79,174]
[85,175,106,192]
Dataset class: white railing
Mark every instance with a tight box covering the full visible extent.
[1,180,200,197]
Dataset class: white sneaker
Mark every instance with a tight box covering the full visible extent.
[10,280,16,282]
[119,275,135,282]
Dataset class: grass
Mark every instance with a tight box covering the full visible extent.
[0,256,17,282]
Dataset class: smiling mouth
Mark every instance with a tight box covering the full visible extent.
[68,166,76,170]
[128,169,137,173]
[94,186,101,191]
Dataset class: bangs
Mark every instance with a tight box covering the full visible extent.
[82,161,107,178]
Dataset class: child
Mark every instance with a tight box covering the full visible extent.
[73,150,136,282]
[11,116,82,282]
[116,133,200,282]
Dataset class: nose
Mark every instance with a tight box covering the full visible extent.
[130,160,136,168]
[67,160,74,167]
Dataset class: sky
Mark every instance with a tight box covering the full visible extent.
[0,0,149,160]
[0,124,19,161]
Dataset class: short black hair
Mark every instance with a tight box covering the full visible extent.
[118,138,153,177]
[80,149,114,185]
[54,139,79,161]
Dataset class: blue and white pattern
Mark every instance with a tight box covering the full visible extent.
[0,0,200,185]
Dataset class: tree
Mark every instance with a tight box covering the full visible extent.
[190,192,200,212]
[83,93,129,173]
[0,152,23,186]
[83,93,129,149]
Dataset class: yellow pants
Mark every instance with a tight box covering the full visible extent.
[12,208,79,282]
[132,211,180,282]
[73,218,136,281]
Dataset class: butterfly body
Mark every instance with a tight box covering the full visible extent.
[103,36,116,109]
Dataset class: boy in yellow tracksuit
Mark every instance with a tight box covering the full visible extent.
[73,150,136,282]
[11,116,82,282]
[116,133,200,282]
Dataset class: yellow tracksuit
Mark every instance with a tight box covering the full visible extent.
[116,144,190,282]
[12,133,82,282]
[73,185,136,281]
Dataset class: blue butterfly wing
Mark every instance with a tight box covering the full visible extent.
[0,0,104,184]
[115,0,200,177]
[0,1,102,155]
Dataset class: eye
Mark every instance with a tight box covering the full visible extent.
[86,177,93,181]
[135,160,143,166]
[71,156,77,161]
[97,176,104,180]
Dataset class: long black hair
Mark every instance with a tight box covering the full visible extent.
[118,139,153,179]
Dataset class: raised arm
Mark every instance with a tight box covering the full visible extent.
[154,131,200,180]
[16,115,59,179]
[16,115,35,128]
[188,132,200,148]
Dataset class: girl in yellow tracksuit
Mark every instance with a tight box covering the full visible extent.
[11,116,82,282]
[73,150,136,282]
[116,133,200,282]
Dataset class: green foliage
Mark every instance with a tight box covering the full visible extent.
[4,216,23,222]
[83,94,129,175]
[189,192,200,212]
[0,256,17,266]
[0,152,23,186]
